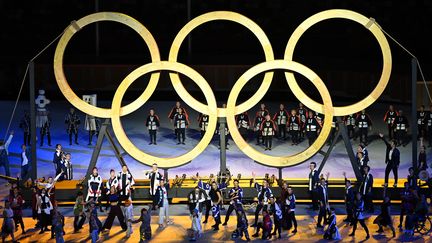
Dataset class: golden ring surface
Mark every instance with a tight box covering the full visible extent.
[284,9,392,116]
[226,60,333,167]
[169,11,274,116]
[54,12,161,118]
[111,61,218,168]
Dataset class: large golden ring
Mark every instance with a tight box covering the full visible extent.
[226,60,333,167]
[54,12,161,118]
[169,11,274,117]
[110,61,218,168]
[284,9,392,116]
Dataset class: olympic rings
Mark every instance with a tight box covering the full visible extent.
[168,11,274,117]
[111,61,218,168]
[284,9,392,116]
[226,60,333,167]
[54,12,161,118]
[53,10,392,169]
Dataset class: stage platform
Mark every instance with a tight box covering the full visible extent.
[1,208,430,242]
[0,101,420,183]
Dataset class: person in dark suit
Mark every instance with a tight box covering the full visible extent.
[316,172,330,228]
[379,133,400,187]
[52,144,64,175]
[359,166,374,213]
[308,162,320,210]
[343,172,355,223]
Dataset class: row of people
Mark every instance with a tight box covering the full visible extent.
[18,101,422,152]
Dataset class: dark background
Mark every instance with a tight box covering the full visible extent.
[0,0,431,105]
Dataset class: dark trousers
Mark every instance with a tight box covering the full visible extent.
[287,211,297,230]
[21,164,29,180]
[239,128,248,140]
[307,133,317,146]
[351,218,369,235]
[176,128,185,143]
[39,212,50,230]
[272,217,282,236]
[14,215,25,231]
[224,204,237,224]
[254,204,268,225]
[74,214,86,231]
[387,124,395,140]
[40,130,51,146]
[317,203,327,226]
[327,128,336,145]
[256,131,263,144]
[102,205,127,230]
[69,132,78,145]
[428,126,432,146]
[395,130,406,146]
[359,128,368,144]
[363,192,373,212]
[88,130,95,145]
[418,125,426,139]
[204,200,211,222]
[24,132,31,146]
[277,125,286,139]
[384,163,398,185]
[290,130,299,144]
[149,130,157,144]
[263,135,272,149]
[345,203,354,222]
[0,157,10,177]
[399,207,406,227]
[309,190,318,210]
[347,125,355,138]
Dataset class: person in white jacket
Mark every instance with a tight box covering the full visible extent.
[0,131,13,177]
[145,163,163,199]
[37,188,53,234]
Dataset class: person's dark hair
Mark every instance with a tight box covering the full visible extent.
[310,162,316,166]
[364,165,370,172]
[287,185,292,189]
[330,207,335,212]
[56,144,61,149]
[65,153,71,156]
[152,163,157,166]
[233,179,239,183]
[110,169,115,173]
[346,179,351,184]
[77,191,83,196]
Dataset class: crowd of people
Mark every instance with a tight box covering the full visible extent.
[1,155,432,242]
[1,101,432,242]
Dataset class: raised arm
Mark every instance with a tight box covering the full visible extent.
[379,133,390,147]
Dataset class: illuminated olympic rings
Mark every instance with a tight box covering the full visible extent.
[53,10,391,168]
